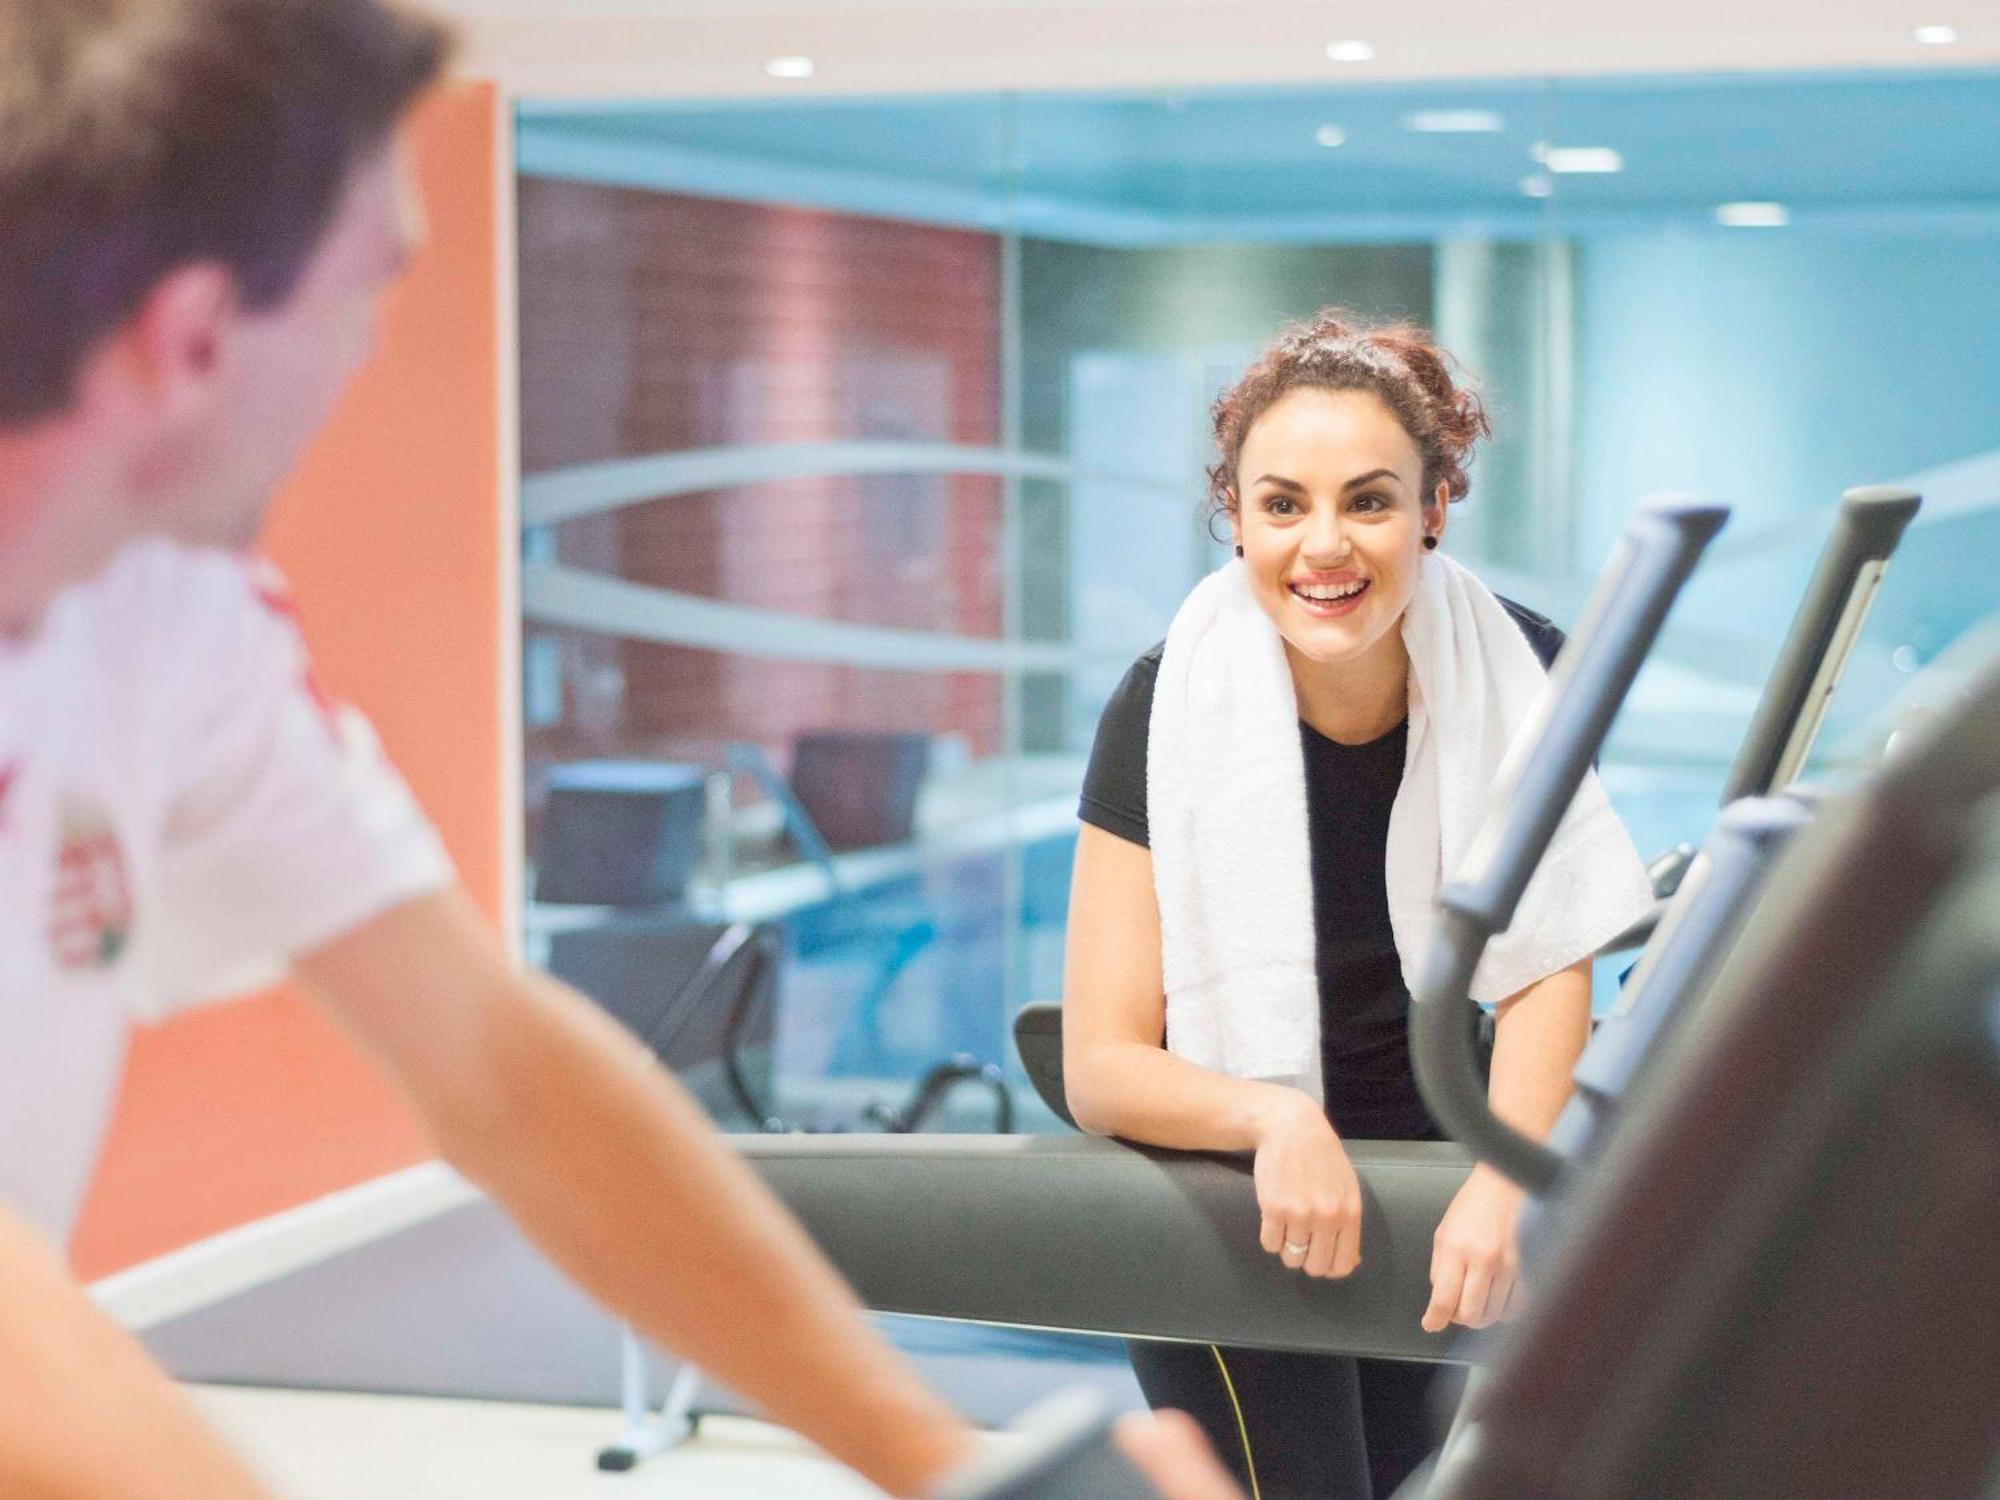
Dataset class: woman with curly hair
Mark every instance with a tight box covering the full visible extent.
[1061,309,1653,1499]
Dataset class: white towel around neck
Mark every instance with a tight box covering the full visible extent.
[1145,553,1654,1098]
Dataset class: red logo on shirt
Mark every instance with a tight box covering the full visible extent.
[50,799,133,972]
[244,553,344,740]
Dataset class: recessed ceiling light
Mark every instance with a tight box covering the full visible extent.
[765,55,815,79]
[1404,109,1506,134]
[1543,146,1624,174]
[1520,174,1554,199]
[1315,124,1348,148]
[1716,201,1790,227]
[1326,39,1375,62]
[1912,24,1959,43]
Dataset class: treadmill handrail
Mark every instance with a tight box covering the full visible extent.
[1412,496,1729,1194]
[738,1133,1476,1362]
[1719,485,1920,805]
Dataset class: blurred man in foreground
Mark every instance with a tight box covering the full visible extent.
[0,1,1241,1495]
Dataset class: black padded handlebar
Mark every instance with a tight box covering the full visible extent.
[739,1133,1473,1362]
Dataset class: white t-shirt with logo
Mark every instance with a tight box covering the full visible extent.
[0,541,452,1244]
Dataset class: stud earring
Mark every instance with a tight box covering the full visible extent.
[1234,544,1244,558]
[1422,535,1439,551]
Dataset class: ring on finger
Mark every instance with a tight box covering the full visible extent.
[1282,1239,1310,1257]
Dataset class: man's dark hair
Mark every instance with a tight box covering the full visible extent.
[0,0,451,424]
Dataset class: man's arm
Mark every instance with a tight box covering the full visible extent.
[0,1204,274,1499]
[296,887,976,1499]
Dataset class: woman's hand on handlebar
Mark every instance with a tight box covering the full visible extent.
[1251,1088,1363,1279]
[1423,1163,1525,1332]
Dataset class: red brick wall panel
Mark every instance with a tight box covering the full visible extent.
[518,180,1006,793]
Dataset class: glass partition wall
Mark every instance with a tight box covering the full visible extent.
[514,69,2000,1136]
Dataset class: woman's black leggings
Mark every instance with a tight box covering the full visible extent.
[1127,1341,1460,1500]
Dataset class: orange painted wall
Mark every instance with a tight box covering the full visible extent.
[71,83,513,1279]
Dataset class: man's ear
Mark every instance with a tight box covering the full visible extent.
[104,262,239,425]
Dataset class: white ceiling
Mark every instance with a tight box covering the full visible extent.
[435,0,2000,99]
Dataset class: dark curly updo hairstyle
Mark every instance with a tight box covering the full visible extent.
[1206,308,1492,531]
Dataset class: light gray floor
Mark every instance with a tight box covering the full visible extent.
[194,1387,884,1499]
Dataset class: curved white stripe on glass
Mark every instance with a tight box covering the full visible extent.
[1706,445,2000,563]
[524,443,1056,527]
[522,562,1123,674]
[520,441,1180,528]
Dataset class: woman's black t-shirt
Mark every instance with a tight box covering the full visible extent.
[1077,597,1566,1142]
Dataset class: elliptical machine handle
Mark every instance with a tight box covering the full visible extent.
[1718,485,1921,805]
[1411,495,1730,1194]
